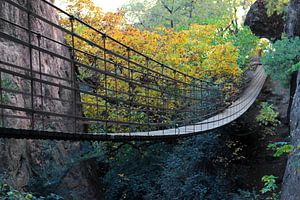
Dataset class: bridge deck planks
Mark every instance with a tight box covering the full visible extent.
[109,65,267,137]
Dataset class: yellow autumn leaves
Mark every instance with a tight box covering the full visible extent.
[59,0,256,133]
[110,24,241,81]
[61,1,241,82]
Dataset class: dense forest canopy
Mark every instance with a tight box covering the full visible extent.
[123,0,256,29]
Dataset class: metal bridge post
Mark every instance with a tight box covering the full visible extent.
[114,54,119,133]
[146,58,150,136]
[27,3,35,131]
[95,53,100,133]
[161,64,165,135]
[127,47,132,136]
[0,71,3,127]
[37,33,45,131]
[173,70,177,135]
[69,15,77,134]
[200,80,203,131]
[102,34,108,134]
[184,74,187,133]
[192,78,196,133]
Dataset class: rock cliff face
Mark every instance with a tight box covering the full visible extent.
[245,1,300,199]
[281,1,300,199]
[0,0,101,199]
[281,71,300,200]
[285,0,300,37]
[244,0,285,41]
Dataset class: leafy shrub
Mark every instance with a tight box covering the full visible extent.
[228,26,259,69]
[267,142,293,157]
[103,133,238,199]
[256,102,279,126]
[265,0,289,16]
[0,183,63,200]
[261,37,300,86]
[260,175,279,200]
[256,38,270,57]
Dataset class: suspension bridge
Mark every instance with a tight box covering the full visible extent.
[0,0,267,141]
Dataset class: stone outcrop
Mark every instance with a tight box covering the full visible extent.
[281,70,300,200]
[0,0,74,131]
[285,0,300,37]
[244,0,285,41]
[281,1,300,199]
[0,0,102,199]
[244,1,300,199]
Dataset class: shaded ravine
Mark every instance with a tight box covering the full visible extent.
[95,77,289,200]
[1,75,288,199]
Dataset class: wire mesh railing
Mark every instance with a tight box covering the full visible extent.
[0,0,263,141]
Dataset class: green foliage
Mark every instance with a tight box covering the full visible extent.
[260,175,278,194]
[260,175,279,200]
[124,0,255,29]
[257,38,271,56]
[0,183,63,200]
[256,102,279,126]
[268,142,293,157]
[261,37,300,86]
[265,0,289,16]
[103,133,241,199]
[227,26,259,68]
[288,61,300,74]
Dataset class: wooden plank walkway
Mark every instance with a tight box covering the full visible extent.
[109,65,267,138]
